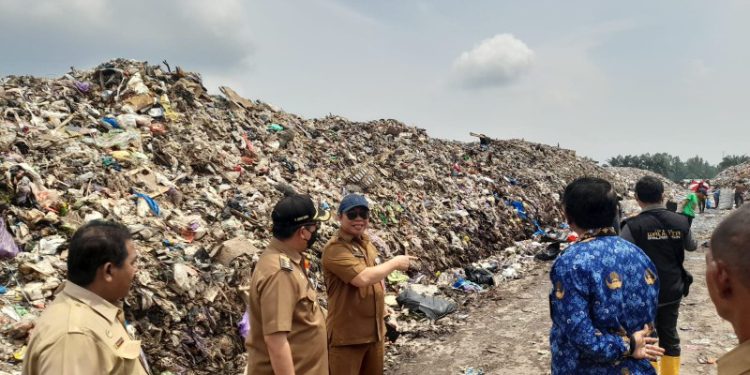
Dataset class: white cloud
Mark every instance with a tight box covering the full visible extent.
[453,34,535,89]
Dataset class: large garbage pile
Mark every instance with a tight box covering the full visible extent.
[1,60,619,374]
[714,162,750,186]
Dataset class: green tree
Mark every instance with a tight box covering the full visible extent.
[607,153,718,182]
[683,156,717,179]
[717,154,750,172]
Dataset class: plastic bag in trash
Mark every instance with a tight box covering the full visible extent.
[464,266,494,286]
[396,288,457,320]
[238,311,250,340]
[0,218,20,258]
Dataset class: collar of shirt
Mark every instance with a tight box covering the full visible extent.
[62,281,121,324]
[267,238,303,264]
[640,204,665,212]
[337,230,369,245]
[718,339,750,375]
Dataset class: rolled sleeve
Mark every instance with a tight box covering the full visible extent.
[322,244,366,284]
[259,272,299,335]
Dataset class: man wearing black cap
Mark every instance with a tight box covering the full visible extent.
[322,194,415,375]
[243,194,331,375]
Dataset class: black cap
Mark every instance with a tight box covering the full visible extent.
[272,194,330,227]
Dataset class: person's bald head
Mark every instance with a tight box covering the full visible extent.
[710,205,750,286]
[708,205,750,342]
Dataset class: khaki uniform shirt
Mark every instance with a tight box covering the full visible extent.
[22,282,149,375]
[322,231,385,346]
[718,339,750,375]
[244,239,328,375]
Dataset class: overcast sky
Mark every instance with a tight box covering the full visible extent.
[2,0,748,164]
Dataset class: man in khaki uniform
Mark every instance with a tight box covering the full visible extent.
[322,194,414,375]
[706,205,750,374]
[244,194,330,375]
[23,220,150,375]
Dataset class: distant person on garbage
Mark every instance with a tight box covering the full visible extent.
[621,176,698,375]
[698,189,708,214]
[322,194,415,375]
[22,220,150,375]
[705,205,750,374]
[734,180,746,208]
[549,177,664,375]
[713,187,721,210]
[243,194,330,375]
[681,190,698,227]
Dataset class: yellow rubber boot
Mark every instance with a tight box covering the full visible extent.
[660,355,680,375]
[650,360,660,374]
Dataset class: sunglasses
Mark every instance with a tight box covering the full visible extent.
[345,208,369,220]
[301,223,319,233]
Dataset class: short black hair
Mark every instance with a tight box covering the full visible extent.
[272,221,316,241]
[710,205,750,285]
[563,177,618,230]
[272,223,299,240]
[635,176,664,204]
[67,220,132,286]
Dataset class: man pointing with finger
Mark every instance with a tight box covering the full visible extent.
[322,194,415,375]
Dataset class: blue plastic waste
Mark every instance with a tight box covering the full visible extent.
[101,116,121,129]
[134,193,160,216]
[508,200,528,220]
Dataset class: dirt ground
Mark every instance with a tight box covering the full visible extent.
[388,210,737,375]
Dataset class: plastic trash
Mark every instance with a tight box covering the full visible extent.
[387,270,410,285]
[101,116,121,129]
[267,123,285,132]
[238,311,250,340]
[0,218,20,258]
[92,130,141,149]
[452,278,483,293]
[464,368,485,375]
[74,81,92,93]
[397,288,457,320]
[159,94,179,121]
[134,193,160,216]
[464,266,495,286]
[508,200,528,220]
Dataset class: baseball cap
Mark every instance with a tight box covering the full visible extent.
[338,194,369,214]
[272,194,331,226]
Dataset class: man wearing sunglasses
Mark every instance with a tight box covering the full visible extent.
[322,194,416,375]
[243,194,331,375]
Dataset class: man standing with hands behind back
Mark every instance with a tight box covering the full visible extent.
[322,194,415,375]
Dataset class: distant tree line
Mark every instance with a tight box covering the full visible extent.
[607,153,750,182]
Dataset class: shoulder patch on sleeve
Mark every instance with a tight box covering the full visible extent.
[279,255,293,271]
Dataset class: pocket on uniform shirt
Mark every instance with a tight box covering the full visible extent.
[304,288,318,311]
[114,339,142,360]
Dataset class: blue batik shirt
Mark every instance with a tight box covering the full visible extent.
[550,234,659,375]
